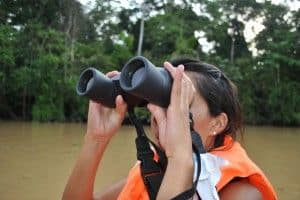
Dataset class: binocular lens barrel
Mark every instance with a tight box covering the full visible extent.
[76,56,173,108]
[120,56,172,108]
[76,68,118,108]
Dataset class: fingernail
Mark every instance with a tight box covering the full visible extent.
[147,104,152,110]
[178,64,184,71]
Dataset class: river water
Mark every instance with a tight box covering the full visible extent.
[0,122,299,200]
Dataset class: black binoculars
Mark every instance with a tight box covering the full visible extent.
[76,56,173,108]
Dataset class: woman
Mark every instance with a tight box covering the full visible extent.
[63,58,277,200]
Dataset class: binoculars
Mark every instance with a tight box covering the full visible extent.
[76,56,173,108]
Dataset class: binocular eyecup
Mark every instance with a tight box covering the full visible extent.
[76,56,172,108]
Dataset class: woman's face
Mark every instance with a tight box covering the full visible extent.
[150,73,216,151]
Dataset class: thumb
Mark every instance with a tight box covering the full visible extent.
[115,95,127,120]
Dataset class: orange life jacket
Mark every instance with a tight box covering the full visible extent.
[118,136,277,200]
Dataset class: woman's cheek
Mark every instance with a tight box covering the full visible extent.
[150,116,159,141]
[150,116,166,149]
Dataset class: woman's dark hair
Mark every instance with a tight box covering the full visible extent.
[171,58,243,148]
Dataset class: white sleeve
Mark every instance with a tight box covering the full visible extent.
[193,153,229,200]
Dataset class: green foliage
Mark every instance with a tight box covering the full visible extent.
[267,82,300,125]
[32,95,65,122]
[0,0,298,126]
[0,26,16,67]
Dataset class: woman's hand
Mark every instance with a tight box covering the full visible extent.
[147,62,195,160]
[86,71,127,142]
[63,71,127,200]
[150,62,196,200]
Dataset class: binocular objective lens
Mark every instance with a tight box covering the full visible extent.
[131,68,146,87]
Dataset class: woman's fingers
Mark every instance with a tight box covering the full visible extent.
[115,95,127,119]
[181,78,189,110]
[88,100,105,115]
[164,63,184,107]
[164,62,194,110]
[181,76,195,110]
[106,70,120,78]
[164,62,177,77]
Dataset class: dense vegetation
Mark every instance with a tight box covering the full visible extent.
[0,0,299,125]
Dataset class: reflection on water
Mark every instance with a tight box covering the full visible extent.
[0,122,299,200]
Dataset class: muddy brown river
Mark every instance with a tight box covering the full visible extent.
[0,122,299,199]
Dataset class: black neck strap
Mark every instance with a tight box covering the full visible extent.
[128,108,167,200]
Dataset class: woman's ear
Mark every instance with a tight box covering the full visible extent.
[211,112,228,135]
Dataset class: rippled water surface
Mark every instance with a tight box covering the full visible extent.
[0,122,299,200]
